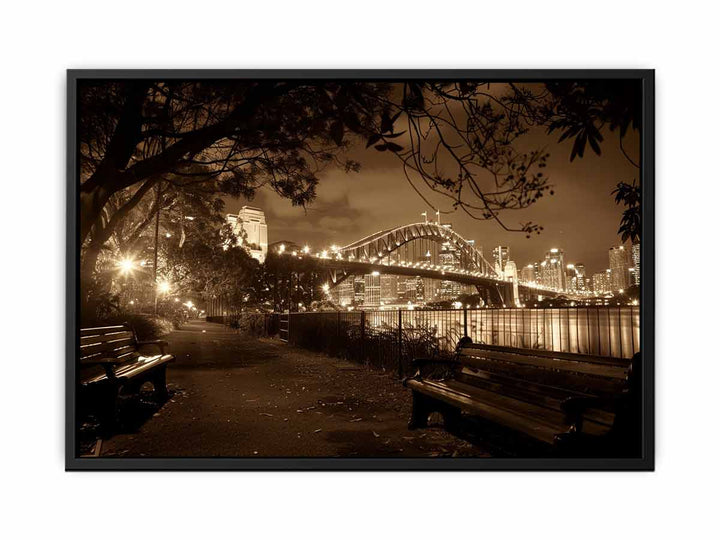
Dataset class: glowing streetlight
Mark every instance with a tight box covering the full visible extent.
[117,257,136,275]
[157,281,171,294]
[322,283,330,295]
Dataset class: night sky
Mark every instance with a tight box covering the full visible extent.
[228,104,640,277]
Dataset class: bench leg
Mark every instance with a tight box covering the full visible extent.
[441,405,463,432]
[152,365,169,403]
[408,391,433,430]
[97,384,120,435]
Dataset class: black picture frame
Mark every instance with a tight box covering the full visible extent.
[66,69,654,471]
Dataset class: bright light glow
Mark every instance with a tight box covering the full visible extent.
[322,283,330,293]
[303,245,310,254]
[157,281,171,294]
[550,248,559,253]
[165,233,172,238]
[278,244,286,253]
[117,258,136,275]
[174,298,180,302]
[321,250,328,258]
[371,271,380,276]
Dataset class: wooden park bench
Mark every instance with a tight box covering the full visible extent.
[404,339,641,457]
[79,324,175,428]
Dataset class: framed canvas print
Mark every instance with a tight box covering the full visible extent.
[66,69,654,470]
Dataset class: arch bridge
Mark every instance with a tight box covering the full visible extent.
[280,222,580,307]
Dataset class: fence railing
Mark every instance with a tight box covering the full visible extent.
[210,306,640,375]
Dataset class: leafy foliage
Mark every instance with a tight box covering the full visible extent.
[612,181,641,243]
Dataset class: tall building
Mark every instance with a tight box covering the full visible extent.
[364,273,381,307]
[592,269,612,294]
[353,275,365,305]
[520,264,537,284]
[565,263,586,292]
[438,236,462,300]
[337,280,354,307]
[226,206,268,263]
[609,245,632,291]
[540,248,566,291]
[380,275,398,304]
[492,246,509,277]
[631,243,640,286]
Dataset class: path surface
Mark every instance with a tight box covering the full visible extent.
[100,320,489,458]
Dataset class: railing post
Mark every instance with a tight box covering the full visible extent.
[397,309,403,379]
[463,307,468,337]
[360,310,366,362]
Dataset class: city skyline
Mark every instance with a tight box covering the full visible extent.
[226,118,638,278]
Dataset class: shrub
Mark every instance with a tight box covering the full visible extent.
[94,313,175,341]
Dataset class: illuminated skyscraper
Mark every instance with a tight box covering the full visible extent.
[380,275,398,303]
[609,245,632,291]
[337,280,354,307]
[364,273,381,307]
[353,275,365,305]
[541,248,566,290]
[226,206,268,263]
[565,263,586,292]
[520,264,536,284]
[492,246,509,277]
[592,271,611,294]
[438,237,461,300]
[631,243,640,285]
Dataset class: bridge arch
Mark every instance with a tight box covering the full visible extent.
[338,222,500,278]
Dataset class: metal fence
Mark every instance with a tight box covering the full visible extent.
[210,306,640,375]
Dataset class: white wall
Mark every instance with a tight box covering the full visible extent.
[0,1,717,539]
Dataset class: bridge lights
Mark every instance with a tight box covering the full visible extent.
[303,245,310,254]
[278,244,286,254]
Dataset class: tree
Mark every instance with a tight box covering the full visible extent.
[79,79,643,303]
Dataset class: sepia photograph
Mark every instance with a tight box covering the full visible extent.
[68,71,653,469]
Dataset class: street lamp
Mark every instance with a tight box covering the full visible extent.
[157,281,171,294]
[117,257,136,275]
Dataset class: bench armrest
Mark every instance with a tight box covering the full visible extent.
[137,340,169,354]
[561,395,617,432]
[404,356,460,385]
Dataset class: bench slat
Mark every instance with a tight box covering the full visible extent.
[459,348,628,379]
[80,331,134,345]
[454,353,624,395]
[408,379,611,445]
[457,368,615,427]
[79,338,137,359]
[80,325,128,337]
[463,342,630,367]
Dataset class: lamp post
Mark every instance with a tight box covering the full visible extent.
[152,182,162,315]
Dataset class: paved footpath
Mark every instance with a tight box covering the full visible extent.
[101,320,489,458]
